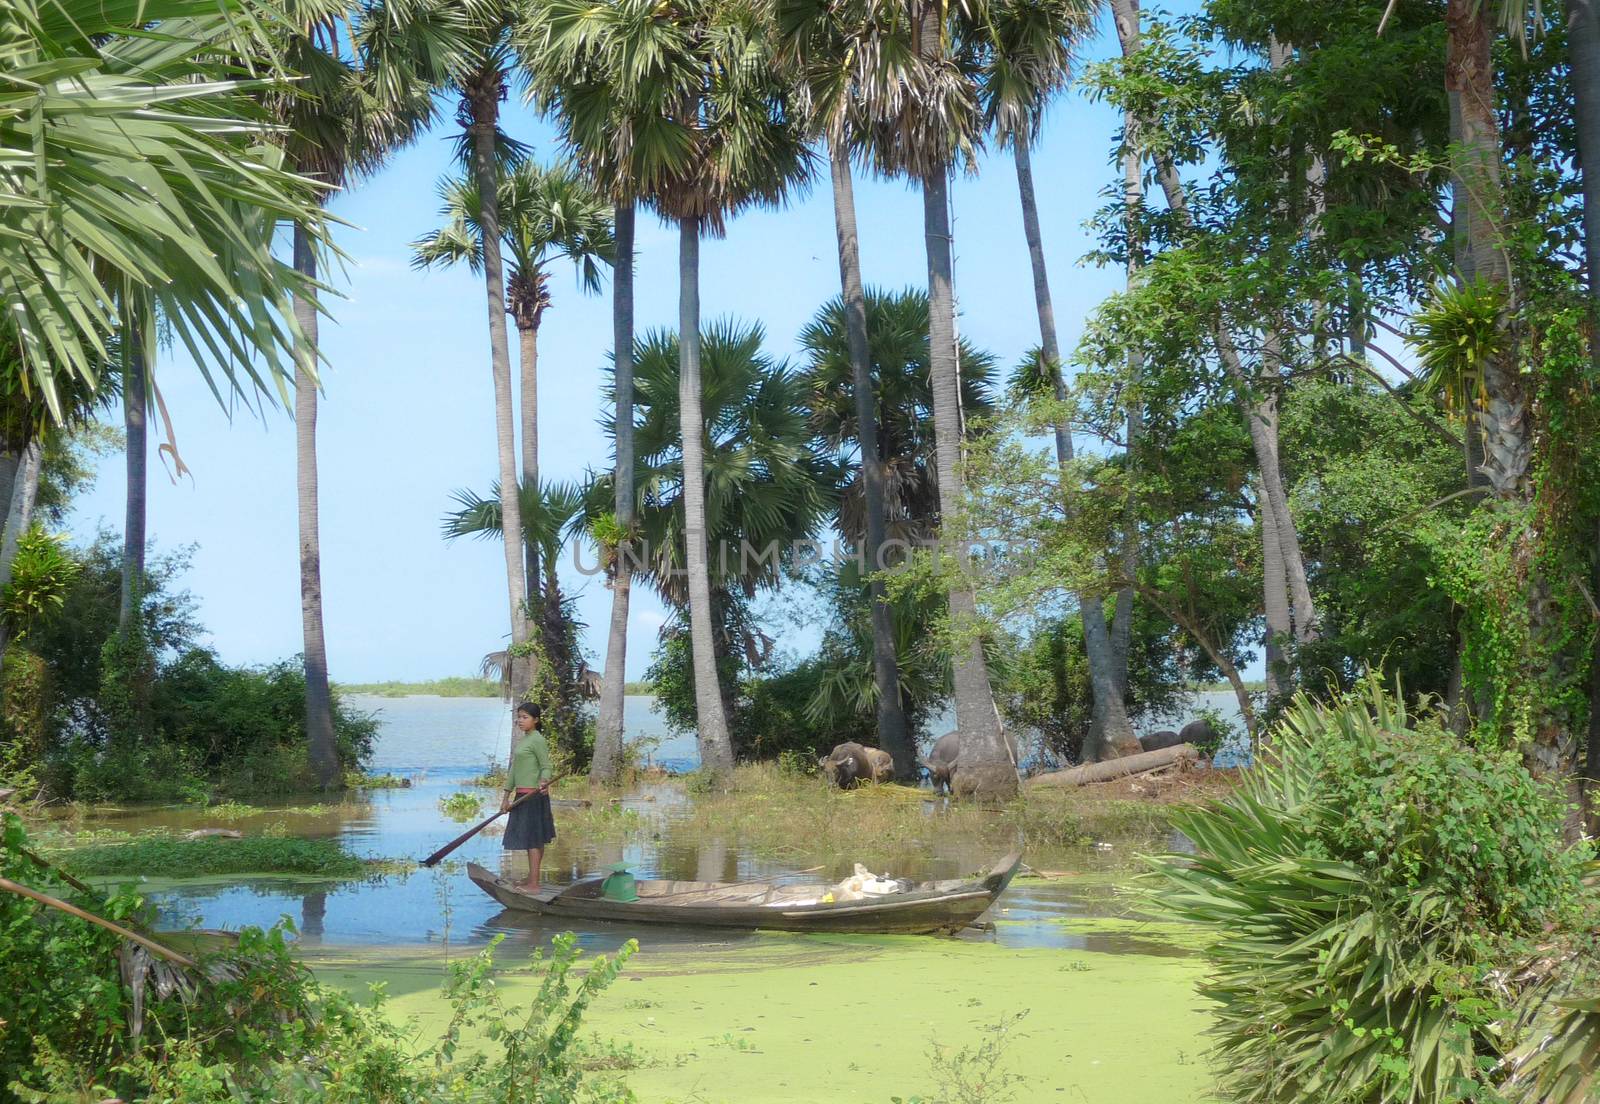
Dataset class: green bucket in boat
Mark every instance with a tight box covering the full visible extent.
[600,864,638,903]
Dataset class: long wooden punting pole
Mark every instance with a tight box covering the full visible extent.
[420,775,566,868]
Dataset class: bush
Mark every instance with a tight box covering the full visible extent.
[1150,680,1596,1104]
[0,648,47,796]
[1,812,637,1104]
[8,534,378,802]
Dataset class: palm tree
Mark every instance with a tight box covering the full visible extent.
[979,0,1139,760]
[270,0,463,788]
[412,160,615,601]
[800,288,995,550]
[521,0,673,782]
[586,322,837,721]
[0,0,330,414]
[4,1,332,673]
[436,1,539,704]
[775,0,923,776]
[847,0,1015,796]
[528,0,810,775]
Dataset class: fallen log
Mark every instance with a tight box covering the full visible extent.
[1025,744,1198,789]
[184,829,242,841]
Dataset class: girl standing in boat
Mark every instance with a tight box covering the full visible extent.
[501,702,556,890]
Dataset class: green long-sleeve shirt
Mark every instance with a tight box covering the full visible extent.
[506,729,552,792]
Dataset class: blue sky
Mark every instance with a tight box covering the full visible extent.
[64,19,1133,683]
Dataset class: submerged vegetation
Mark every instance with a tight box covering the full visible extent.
[53,835,372,879]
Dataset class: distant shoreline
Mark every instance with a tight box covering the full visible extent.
[339,678,655,698]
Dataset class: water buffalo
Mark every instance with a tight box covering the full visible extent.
[820,742,894,788]
[1138,729,1183,753]
[1178,719,1217,752]
[918,730,1021,794]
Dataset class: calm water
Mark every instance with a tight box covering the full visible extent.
[64,693,1234,954]
[352,693,701,775]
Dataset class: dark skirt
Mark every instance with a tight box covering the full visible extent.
[502,792,557,850]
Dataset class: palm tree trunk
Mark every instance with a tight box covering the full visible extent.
[592,202,636,783]
[1447,1,1514,494]
[1580,0,1600,818]
[0,443,40,588]
[0,439,30,659]
[1571,0,1600,313]
[1015,136,1140,760]
[1448,0,1574,803]
[678,217,735,775]
[293,221,340,790]
[829,141,914,777]
[467,84,533,704]
[121,331,147,635]
[921,162,1017,798]
[1110,402,1138,697]
[518,317,541,607]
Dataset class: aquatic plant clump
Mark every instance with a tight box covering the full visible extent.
[1150,681,1597,1104]
[55,835,372,879]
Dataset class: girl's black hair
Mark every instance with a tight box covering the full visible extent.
[516,702,541,723]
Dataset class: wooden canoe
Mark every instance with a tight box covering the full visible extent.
[466,852,1022,935]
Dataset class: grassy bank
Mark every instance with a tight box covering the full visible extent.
[556,763,1198,873]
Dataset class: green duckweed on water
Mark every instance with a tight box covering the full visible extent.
[306,932,1214,1104]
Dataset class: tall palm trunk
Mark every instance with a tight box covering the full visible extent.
[517,313,540,607]
[1572,0,1600,313]
[1575,0,1600,826]
[1012,138,1139,761]
[592,202,636,783]
[1448,1,1574,808]
[0,443,39,587]
[293,221,340,790]
[829,141,914,777]
[678,217,735,774]
[1447,0,1522,493]
[921,162,1016,798]
[467,76,533,704]
[121,331,147,635]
